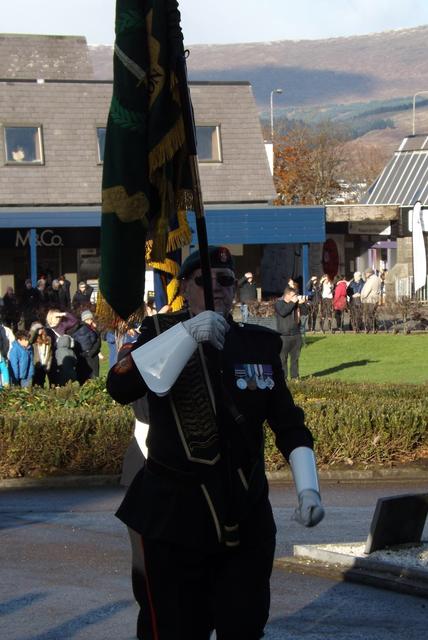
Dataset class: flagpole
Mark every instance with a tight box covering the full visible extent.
[175,55,214,312]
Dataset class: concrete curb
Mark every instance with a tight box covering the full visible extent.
[268,466,428,482]
[276,543,428,599]
[0,474,122,490]
[0,466,427,490]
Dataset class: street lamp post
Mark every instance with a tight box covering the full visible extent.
[412,91,428,135]
[270,88,283,141]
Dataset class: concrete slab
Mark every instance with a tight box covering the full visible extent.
[278,541,428,598]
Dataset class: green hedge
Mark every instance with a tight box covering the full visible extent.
[0,380,134,478]
[265,379,428,470]
[0,379,427,478]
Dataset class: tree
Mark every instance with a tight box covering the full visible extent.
[273,122,348,205]
[340,141,389,203]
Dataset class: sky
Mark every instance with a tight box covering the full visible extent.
[2,0,428,45]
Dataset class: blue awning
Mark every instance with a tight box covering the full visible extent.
[188,205,325,244]
[0,204,325,244]
[0,206,101,228]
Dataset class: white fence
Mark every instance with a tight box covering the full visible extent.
[395,276,428,302]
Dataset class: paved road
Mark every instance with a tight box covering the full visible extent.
[1,479,427,639]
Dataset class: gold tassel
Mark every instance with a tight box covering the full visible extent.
[96,291,146,330]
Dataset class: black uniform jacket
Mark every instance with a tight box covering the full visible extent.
[107,314,314,551]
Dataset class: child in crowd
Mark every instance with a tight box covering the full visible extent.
[29,322,53,387]
[8,330,34,387]
[56,334,77,386]
[0,323,10,388]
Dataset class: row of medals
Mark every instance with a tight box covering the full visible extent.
[236,364,274,390]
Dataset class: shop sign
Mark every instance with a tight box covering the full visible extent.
[15,229,64,248]
[348,222,391,236]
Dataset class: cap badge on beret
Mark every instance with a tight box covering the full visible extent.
[218,247,230,263]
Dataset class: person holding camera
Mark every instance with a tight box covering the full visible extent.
[274,286,305,380]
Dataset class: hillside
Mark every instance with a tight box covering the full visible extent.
[183,26,428,107]
[88,25,428,153]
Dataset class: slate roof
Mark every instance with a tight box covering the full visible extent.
[0,80,111,206]
[0,34,94,80]
[361,134,428,206]
[190,82,275,203]
[0,80,274,207]
[0,35,274,207]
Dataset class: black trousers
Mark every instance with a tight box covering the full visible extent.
[128,527,275,640]
[280,334,302,379]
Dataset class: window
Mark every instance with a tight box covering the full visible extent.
[97,127,106,163]
[196,125,222,162]
[4,126,44,164]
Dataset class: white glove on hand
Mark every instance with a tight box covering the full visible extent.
[182,311,230,350]
[294,489,325,527]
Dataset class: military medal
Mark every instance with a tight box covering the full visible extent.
[236,377,247,389]
[247,377,257,390]
[265,377,275,389]
[254,364,266,389]
[244,364,257,390]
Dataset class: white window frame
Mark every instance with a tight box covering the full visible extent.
[96,126,106,164]
[4,125,44,165]
[196,125,222,163]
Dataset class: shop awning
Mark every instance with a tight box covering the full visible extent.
[0,204,326,244]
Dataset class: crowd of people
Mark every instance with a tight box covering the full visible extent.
[0,275,102,389]
[237,268,385,382]
[301,268,384,334]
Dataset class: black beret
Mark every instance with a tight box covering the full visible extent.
[178,246,235,279]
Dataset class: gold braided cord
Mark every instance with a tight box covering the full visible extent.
[146,259,183,311]
[168,281,184,311]
[148,256,179,275]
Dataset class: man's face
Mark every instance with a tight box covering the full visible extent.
[284,290,298,303]
[182,267,236,317]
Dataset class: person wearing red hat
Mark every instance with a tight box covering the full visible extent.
[107,246,324,640]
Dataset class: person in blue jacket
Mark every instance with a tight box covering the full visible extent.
[8,330,34,387]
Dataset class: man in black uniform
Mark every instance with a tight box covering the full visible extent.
[107,246,324,640]
[237,271,257,322]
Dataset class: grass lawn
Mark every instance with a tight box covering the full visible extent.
[299,333,428,384]
[100,333,428,383]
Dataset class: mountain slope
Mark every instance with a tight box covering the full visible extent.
[88,26,428,153]
[183,26,428,107]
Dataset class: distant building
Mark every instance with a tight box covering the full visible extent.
[0,34,326,299]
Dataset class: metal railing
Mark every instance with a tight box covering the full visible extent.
[395,276,428,302]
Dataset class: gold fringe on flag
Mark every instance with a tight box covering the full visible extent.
[96,292,147,331]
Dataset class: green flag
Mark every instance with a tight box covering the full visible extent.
[99,0,191,322]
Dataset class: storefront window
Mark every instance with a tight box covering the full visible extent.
[4,126,44,164]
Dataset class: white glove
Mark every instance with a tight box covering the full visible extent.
[182,311,229,350]
[294,489,325,527]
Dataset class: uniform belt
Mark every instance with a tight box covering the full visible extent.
[146,457,198,484]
